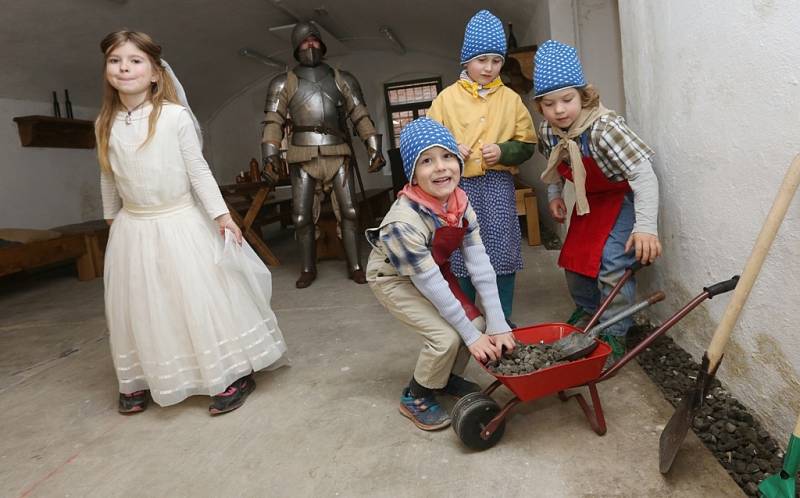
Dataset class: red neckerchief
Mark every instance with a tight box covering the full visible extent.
[398,183,468,227]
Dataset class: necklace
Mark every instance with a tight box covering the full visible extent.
[124,101,147,125]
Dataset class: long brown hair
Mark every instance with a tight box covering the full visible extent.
[96,30,179,172]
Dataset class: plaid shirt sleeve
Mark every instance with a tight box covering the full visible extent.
[591,115,655,180]
[377,222,437,276]
[461,204,483,247]
[537,120,554,158]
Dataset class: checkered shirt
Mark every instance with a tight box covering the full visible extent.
[538,114,655,181]
[371,200,482,276]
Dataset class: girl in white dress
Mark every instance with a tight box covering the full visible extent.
[96,30,287,415]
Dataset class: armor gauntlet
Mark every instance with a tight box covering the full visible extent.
[261,142,285,184]
[365,134,386,173]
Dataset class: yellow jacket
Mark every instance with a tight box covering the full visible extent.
[427,82,536,178]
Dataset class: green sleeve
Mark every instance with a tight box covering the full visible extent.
[498,140,536,166]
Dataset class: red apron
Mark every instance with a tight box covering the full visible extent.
[430,221,482,320]
[557,156,631,278]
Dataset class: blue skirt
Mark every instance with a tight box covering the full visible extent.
[450,170,522,278]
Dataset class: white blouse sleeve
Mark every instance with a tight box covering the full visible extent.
[100,170,122,219]
[176,109,229,220]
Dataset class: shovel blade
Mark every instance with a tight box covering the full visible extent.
[659,353,719,474]
[659,392,696,473]
[553,333,597,362]
[758,473,795,498]
[759,433,800,498]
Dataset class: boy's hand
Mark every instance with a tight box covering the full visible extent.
[481,143,501,165]
[458,143,471,161]
[468,335,502,364]
[625,232,662,263]
[549,198,567,223]
[490,332,516,354]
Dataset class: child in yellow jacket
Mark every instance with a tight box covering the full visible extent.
[427,9,536,327]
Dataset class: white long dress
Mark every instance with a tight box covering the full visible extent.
[101,102,286,406]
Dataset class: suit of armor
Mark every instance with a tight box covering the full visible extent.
[262,22,385,288]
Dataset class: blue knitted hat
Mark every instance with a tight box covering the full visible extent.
[460,10,507,64]
[399,118,463,181]
[533,39,587,97]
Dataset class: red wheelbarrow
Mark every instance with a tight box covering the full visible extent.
[450,274,739,451]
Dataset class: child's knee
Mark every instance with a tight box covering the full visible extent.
[431,329,463,356]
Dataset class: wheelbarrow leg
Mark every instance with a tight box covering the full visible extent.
[558,382,607,435]
[483,380,503,397]
[482,396,522,440]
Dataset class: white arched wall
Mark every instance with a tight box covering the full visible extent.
[204,50,463,188]
[618,0,800,439]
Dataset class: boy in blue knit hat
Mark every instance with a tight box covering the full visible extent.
[366,118,514,431]
[533,39,662,364]
[427,9,536,328]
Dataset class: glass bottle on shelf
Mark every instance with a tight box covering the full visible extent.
[249,158,260,183]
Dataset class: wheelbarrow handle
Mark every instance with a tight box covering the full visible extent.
[600,277,737,381]
[703,275,739,298]
[628,261,648,273]
[582,262,651,332]
[586,291,665,338]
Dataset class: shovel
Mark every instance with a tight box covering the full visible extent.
[553,291,665,362]
[659,153,800,474]
[759,412,800,498]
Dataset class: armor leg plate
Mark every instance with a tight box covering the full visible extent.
[331,163,362,272]
[291,165,317,273]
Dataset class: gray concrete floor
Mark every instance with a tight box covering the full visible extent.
[0,227,744,497]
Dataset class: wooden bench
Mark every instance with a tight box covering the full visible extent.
[0,232,95,281]
[52,220,110,278]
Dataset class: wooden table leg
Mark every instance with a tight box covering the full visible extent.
[243,187,268,230]
[225,197,281,267]
[524,192,542,246]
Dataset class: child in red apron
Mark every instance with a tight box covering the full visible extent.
[532,40,662,364]
[366,118,514,431]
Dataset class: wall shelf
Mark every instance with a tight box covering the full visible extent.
[12,115,96,149]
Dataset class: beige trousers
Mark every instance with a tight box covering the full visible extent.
[370,275,484,389]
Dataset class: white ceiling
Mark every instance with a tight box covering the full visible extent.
[1,0,536,119]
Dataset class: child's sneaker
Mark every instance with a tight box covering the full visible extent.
[566,307,592,329]
[399,388,451,431]
[209,374,256,415]
[600,334,626,371]
[436,374,481,399]
[118,390,149,414]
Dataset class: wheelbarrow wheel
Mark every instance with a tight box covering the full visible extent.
[452,392,505,451]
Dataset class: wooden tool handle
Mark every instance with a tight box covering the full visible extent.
[707,154,800,369]
[794,411,800,437]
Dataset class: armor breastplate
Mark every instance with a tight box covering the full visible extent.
[290,64,345,146]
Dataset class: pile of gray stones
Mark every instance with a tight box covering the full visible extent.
[627,324,793,497]
[487,340,567,376]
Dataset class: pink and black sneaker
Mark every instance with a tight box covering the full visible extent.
[118,390,149,414]
[208,374,256,416]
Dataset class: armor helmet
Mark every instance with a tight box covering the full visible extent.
[292,22,327,65]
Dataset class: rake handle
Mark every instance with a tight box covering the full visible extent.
[707,154,800,369]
